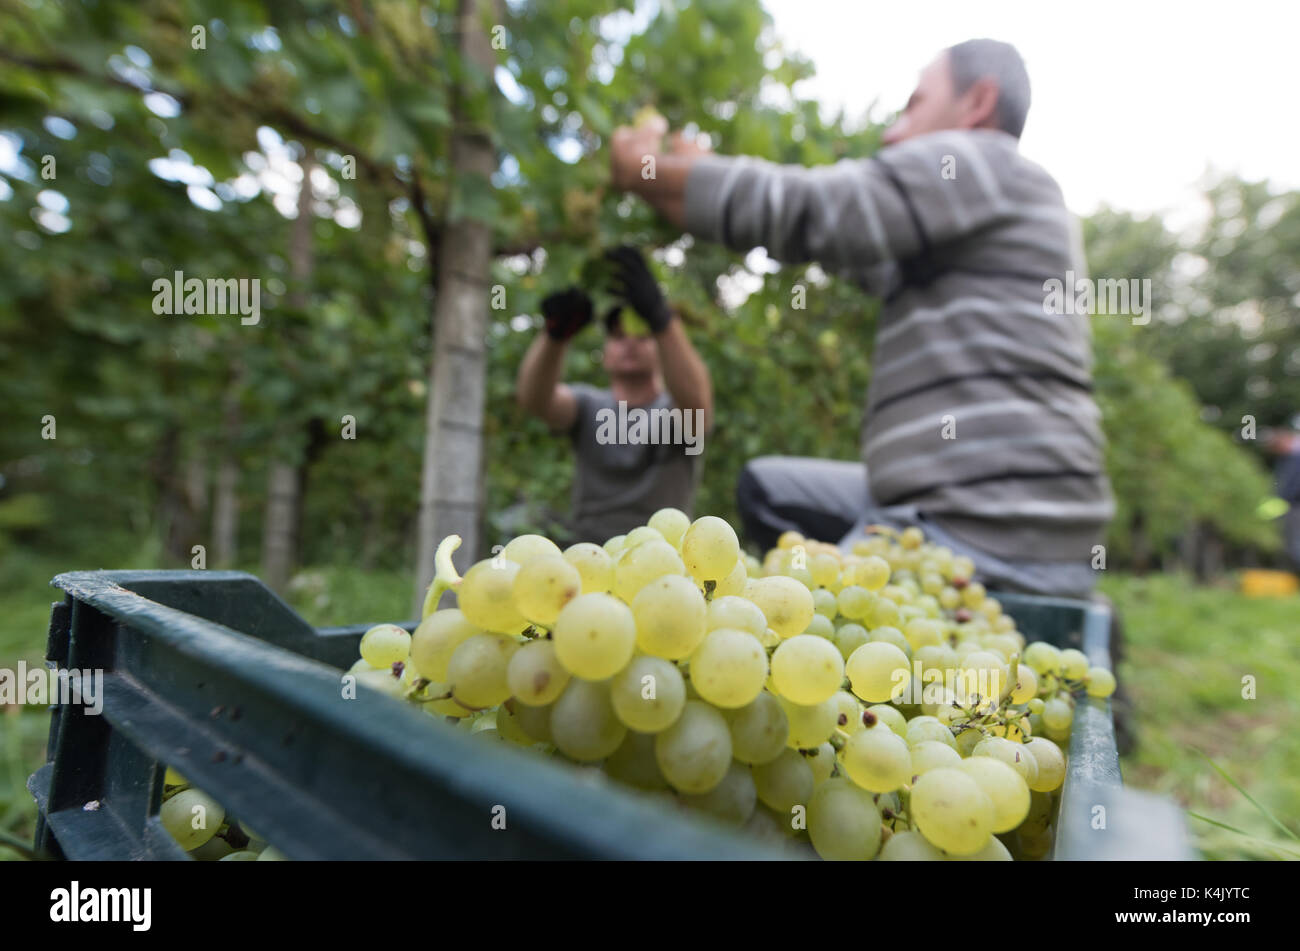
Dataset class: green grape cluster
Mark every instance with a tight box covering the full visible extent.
[158,768,286,861]
[357,516,1120,861]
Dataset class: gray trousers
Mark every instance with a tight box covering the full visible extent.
[1287,508,1300,569]
[736,455,1098,600]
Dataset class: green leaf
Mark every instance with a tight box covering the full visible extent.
[1192,748,1299,841]
[1185,812,1300,859]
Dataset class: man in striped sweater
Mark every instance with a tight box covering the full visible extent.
[609,39,1114,597]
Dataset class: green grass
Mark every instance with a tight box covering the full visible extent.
[2,544,1296,861]
[1100,573,1300,859]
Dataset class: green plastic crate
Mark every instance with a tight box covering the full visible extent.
[26,570,1191,860]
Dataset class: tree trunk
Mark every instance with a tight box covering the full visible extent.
[153,425,185,565]
[212,370,242,567]
[213,458,239,567]
[184,449,208,520]
[1200,524,1224,582]
[261,150,316,591]
[1130,511,1150,576]
[1176,523,1197,575]
[262,463,300,590]
[413,0,498,614]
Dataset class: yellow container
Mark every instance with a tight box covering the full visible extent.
[1240,570,1300,597]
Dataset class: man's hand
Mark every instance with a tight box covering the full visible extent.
[606,246,671,334]
[668,129,712,158]
[610,114,669,192]
[540,287,593,342]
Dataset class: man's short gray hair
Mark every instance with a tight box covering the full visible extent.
[946,39,1031,138]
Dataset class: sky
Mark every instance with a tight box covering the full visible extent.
[759,0,1300,229]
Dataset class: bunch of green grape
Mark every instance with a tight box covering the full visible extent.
[158,767,287,860]
[349,512,1117,861]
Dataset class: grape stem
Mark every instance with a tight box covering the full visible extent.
[420,534,465,619]
[1002,652,1019,703]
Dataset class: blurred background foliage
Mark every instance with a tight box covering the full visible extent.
[0,0,1288,585]
[0,0,1296,858]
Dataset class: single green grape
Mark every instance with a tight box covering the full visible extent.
[877,829,947,861]
[690,628,769,709]
[909,767,994,856]
[729,691,790,765]
[511,554,581,626]
[654,701,732,794]
[957,756,1030,833]
[836,585,873,621]
[506,639,570,706]
[972,735,1039,786]
[359,624,411,668]
[778,695,840,748]
[446,633,518,709]
[632,574,708,659]
[680,515,741,582]
[706,595,766,638]
[908,740,962,777]
[1023,641,1061,676]
[770,634,844,705]
[840,726,912,792]
[458,559,528,634]
[1085,667,1116,698]
[161,788,225,851]
[563,542,615,594]
[647,508,691,547]
[680,761,757,826]
[845,641,911,703]
[1058,648,1090,681]
[802,613,835,640]
[501,533,562,565]
[752,747,814,815]
[610,655,686,732]
[624,525,665,549]
[1023,737,1066,792]
[1041,696,1073,731]
[804,742,837,784]
[812,588,839,618]
[553,592,637,680]
[834,622,871,661]
[865,704,908,736]
[613,539,685,602]
[807,778,882,860]
[905,716,957,750]
[748,575,815,638]
[410,608,483,682]
[604,730,669,791]
[550,679,626,761]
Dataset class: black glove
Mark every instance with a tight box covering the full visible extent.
[540,287,593,342]
[605,245,672,334]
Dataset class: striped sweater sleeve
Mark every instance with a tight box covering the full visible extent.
[683,132,1013,269]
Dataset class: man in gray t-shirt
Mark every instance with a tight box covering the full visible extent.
[516,246,714,544]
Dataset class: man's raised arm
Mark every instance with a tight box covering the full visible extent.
[606,246,713,432]
[515,288,587,432]
[611,123,1013,272]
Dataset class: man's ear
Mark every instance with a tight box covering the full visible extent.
[962,77,1002,130]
